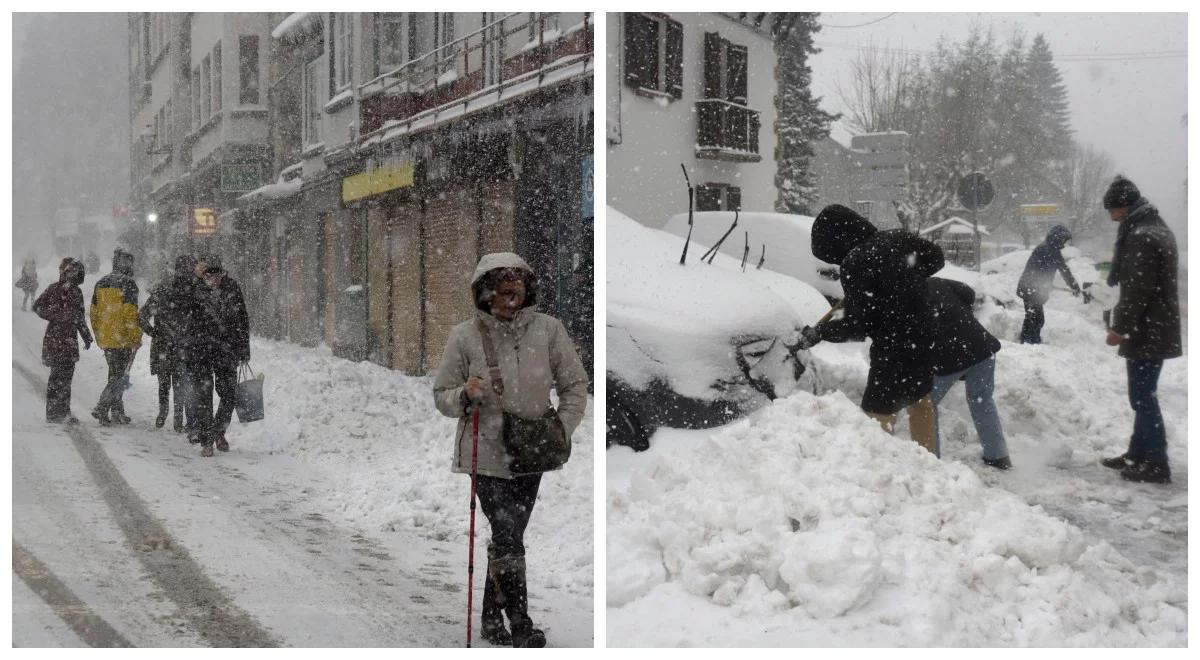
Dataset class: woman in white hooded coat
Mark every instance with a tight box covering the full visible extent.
[433,252,589,647]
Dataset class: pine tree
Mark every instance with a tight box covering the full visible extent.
[1023,34,1074,191]
[775,13,837,215]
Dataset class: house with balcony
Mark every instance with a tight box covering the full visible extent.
[234,13,594,376]
[606,12,780,228]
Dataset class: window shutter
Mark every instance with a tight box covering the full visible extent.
[703,32,721,99]
[624,14,657,89]
[726,187,742,212]
[727,43,748,105]
[748,112,760,154]
[664,19,683,99]
[696,185,722,212]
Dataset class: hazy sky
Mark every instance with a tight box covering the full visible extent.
[808,12,1188,238]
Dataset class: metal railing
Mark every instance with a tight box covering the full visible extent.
[695,98,761,158]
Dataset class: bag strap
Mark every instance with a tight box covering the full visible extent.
[240,362,255,380]
[475,318,505,397]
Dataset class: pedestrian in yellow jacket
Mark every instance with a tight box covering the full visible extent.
[90,248,142,425]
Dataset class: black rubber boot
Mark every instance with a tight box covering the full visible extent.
[983,456,1012,470]
[1121,460,1171,484]
[480,563,512,646]
[1102,453,1139,470]
[493,556,546,648]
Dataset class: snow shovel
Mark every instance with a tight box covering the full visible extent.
[466,399,481,648]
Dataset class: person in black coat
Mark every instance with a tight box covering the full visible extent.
[32,258,92,423]
[1098,176,1181,484]
[927,277,1010,468]
[189,254,251,457]
[802,204,945,455]
[139,255,196,431]
[1016,225,1085,344]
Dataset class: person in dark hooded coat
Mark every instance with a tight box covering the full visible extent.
[927,277,1010,468]
[16,256,38,311]
[139,255,197,431]
[1098,176,1181,484]
[1016,224,1085,344]
[32,258,92,422]
[801,204,944,455]
[188,254,250,457]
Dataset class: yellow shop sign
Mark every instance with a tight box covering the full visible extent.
[342,162,415,203]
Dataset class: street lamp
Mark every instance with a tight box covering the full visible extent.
[147,213,158,223]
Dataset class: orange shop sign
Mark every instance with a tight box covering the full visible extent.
[192,207,218,235]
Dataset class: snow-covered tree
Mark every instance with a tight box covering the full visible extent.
[775,13,837,215]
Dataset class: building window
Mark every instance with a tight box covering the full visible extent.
[623,13,683,99]
[303,54,326,146]
[434,12,455,73]
[192,65,201,128]
[528,12,560,41]
[703,32,748,105]
[376,13,405,74]
[239,36,260,104]
[482,12,501,88]
[201,54,211,121]
[696,184,742,212]
[332,13,353,91]
[212,43,222,115]
[408,13,426,62]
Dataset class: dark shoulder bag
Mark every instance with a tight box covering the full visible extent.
[477,319,571,473]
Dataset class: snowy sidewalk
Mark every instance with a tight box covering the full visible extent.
[12,273,594,647]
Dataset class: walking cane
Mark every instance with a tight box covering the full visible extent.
[466,398,481,648]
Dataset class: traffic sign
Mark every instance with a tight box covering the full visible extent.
[957,172,994,211]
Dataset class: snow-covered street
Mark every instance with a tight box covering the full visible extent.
[12,271,593,647]
[607,260,1187,646]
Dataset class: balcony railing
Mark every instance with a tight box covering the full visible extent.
[357,12,593,138]
[695,99,761,162]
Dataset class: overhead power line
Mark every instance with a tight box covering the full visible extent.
[820,13,897,29]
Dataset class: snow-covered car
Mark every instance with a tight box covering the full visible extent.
[660,210,844,300]
[607,207,831,450]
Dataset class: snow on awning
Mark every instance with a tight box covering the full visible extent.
[272,13,321,41]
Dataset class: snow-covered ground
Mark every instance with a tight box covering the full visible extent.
[607,257,1187,646]
[12,268,593,647]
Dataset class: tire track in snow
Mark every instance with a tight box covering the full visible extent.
[12,541,135,648]
[14,361,282,648]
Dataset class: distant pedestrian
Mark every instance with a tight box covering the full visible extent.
[90,249,141,426]
[433,253,589,647]
[16,255,38,311]
[802,204,944,455]
[139,256,196,432]
[1098,176,1181,484]
[1017,225,1086,344]
[927,277,1011,469]
[187,255,250,458]
[32,258,92,423]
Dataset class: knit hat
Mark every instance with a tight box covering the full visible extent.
[1103,176,1140,210]
[810,204,878,266]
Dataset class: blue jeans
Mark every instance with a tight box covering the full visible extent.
[1126,359,1166,462]
[930,356,1009,461]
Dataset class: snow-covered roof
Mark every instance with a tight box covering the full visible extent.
[827,120,856,150]
[238,176,303,204]
[272,13,321,41]
[919,216,990,237]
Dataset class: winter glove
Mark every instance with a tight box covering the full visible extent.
[799,324,823,349]
[83,337,92,350]
[1081,290,1093,304]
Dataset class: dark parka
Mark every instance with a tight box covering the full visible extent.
[811,205,945,413]
[1109,199,1182,361]
[32,263,92,366]
[1017,226,1080,306]
[186,276,251,367]
[927,277,1001,376]
[139,258,197,374]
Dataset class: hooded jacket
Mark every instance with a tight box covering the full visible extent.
[139,257,199,373]
[1109,199,1182,361]
[187,274,251,366]
[1017,225,1079,306]
[33,261,92,365]
[433,253,590,479]
[811,205,945,357]
[927,277,1001,376]
[91,251,142,349]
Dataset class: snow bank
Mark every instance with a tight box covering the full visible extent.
[224,341,594,599]
[607,390,1186,645]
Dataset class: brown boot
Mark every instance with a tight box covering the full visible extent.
[216,436,230,452]
[200,444,214,458]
